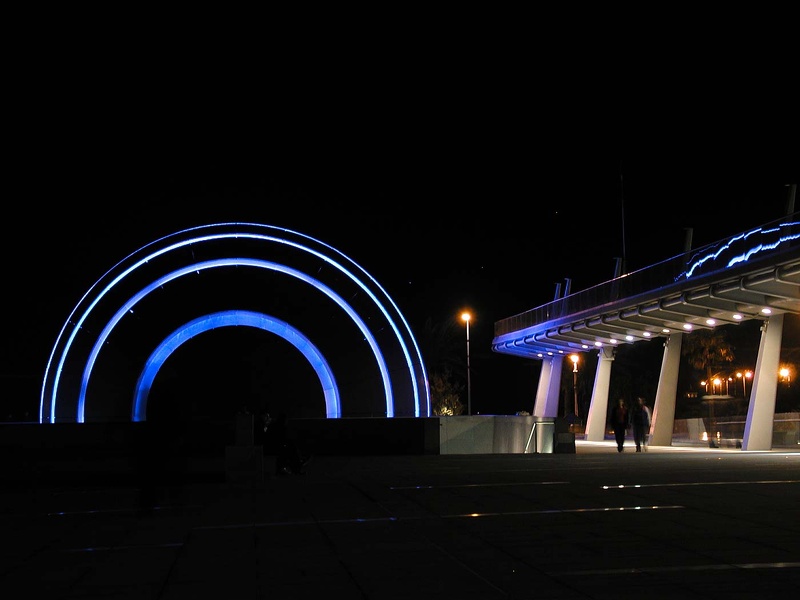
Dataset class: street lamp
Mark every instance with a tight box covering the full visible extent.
[461,311,472,416]
[570,354,579,418]
[736,371,752,396]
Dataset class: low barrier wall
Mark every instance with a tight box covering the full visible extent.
[0,416,558,484]
[2,415,795,485]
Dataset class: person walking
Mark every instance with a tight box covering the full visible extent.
[609,398,629,452]
[642,399,652,451]
[631,397,651,452]
[267,412,310,476]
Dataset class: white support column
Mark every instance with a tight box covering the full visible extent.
[742,314,784,451]
[584,347,615,441]
[533,355,562,417]
[532,358,552,416]
[649,332,682,447]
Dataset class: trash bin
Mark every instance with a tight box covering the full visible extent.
[554,432,576,453]
[553,417,576,453]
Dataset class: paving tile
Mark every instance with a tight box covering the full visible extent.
[2,442,798,599]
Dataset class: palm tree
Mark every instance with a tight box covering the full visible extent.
[417,316,464,377]
[681,328,736,384]
[416,316,467,415]
[429,369,464,416]
[681,327,736,446]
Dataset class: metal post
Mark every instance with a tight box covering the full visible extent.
[572,362,579,418]
[466,317,471,416]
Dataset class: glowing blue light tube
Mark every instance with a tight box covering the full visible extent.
[42,224,429,423]
[678,220,800,280]
[76,258,389,422]
[132,310,340,420]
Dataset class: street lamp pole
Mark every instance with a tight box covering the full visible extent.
[737,370,752,397]
[461,312,472,416]
[570,354,579,418]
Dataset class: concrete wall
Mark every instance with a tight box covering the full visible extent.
[438,415,556,454]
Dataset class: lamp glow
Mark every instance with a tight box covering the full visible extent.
[570,354,579,418]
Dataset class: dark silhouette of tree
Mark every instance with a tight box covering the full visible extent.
[681,328,736,384]
[430,368,465,415]
[416,316,467,414]
[417,316,464,376]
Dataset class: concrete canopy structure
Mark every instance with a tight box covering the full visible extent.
[494,207,800,451]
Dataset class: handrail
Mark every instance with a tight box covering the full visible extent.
[495,212,800,337]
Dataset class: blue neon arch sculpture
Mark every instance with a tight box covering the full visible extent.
[41,223,430,423]
[76,258,390,422]
[132,310,340,421]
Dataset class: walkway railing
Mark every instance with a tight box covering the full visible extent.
[495,212,800,337]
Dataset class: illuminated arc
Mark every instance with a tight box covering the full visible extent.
[132,310,340,421]
[42,223,430,423]
[677,220,800,280]
[77,258,391,422]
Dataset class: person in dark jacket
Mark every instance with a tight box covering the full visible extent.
[268,412,309,476]
[609,398,629,452]
[631,397,651,452]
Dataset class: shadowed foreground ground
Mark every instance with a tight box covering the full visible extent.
[1,441,799,599]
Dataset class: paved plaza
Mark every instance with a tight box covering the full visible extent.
[2,440,799,599]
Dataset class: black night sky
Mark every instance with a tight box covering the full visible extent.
[2,39,798,421]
